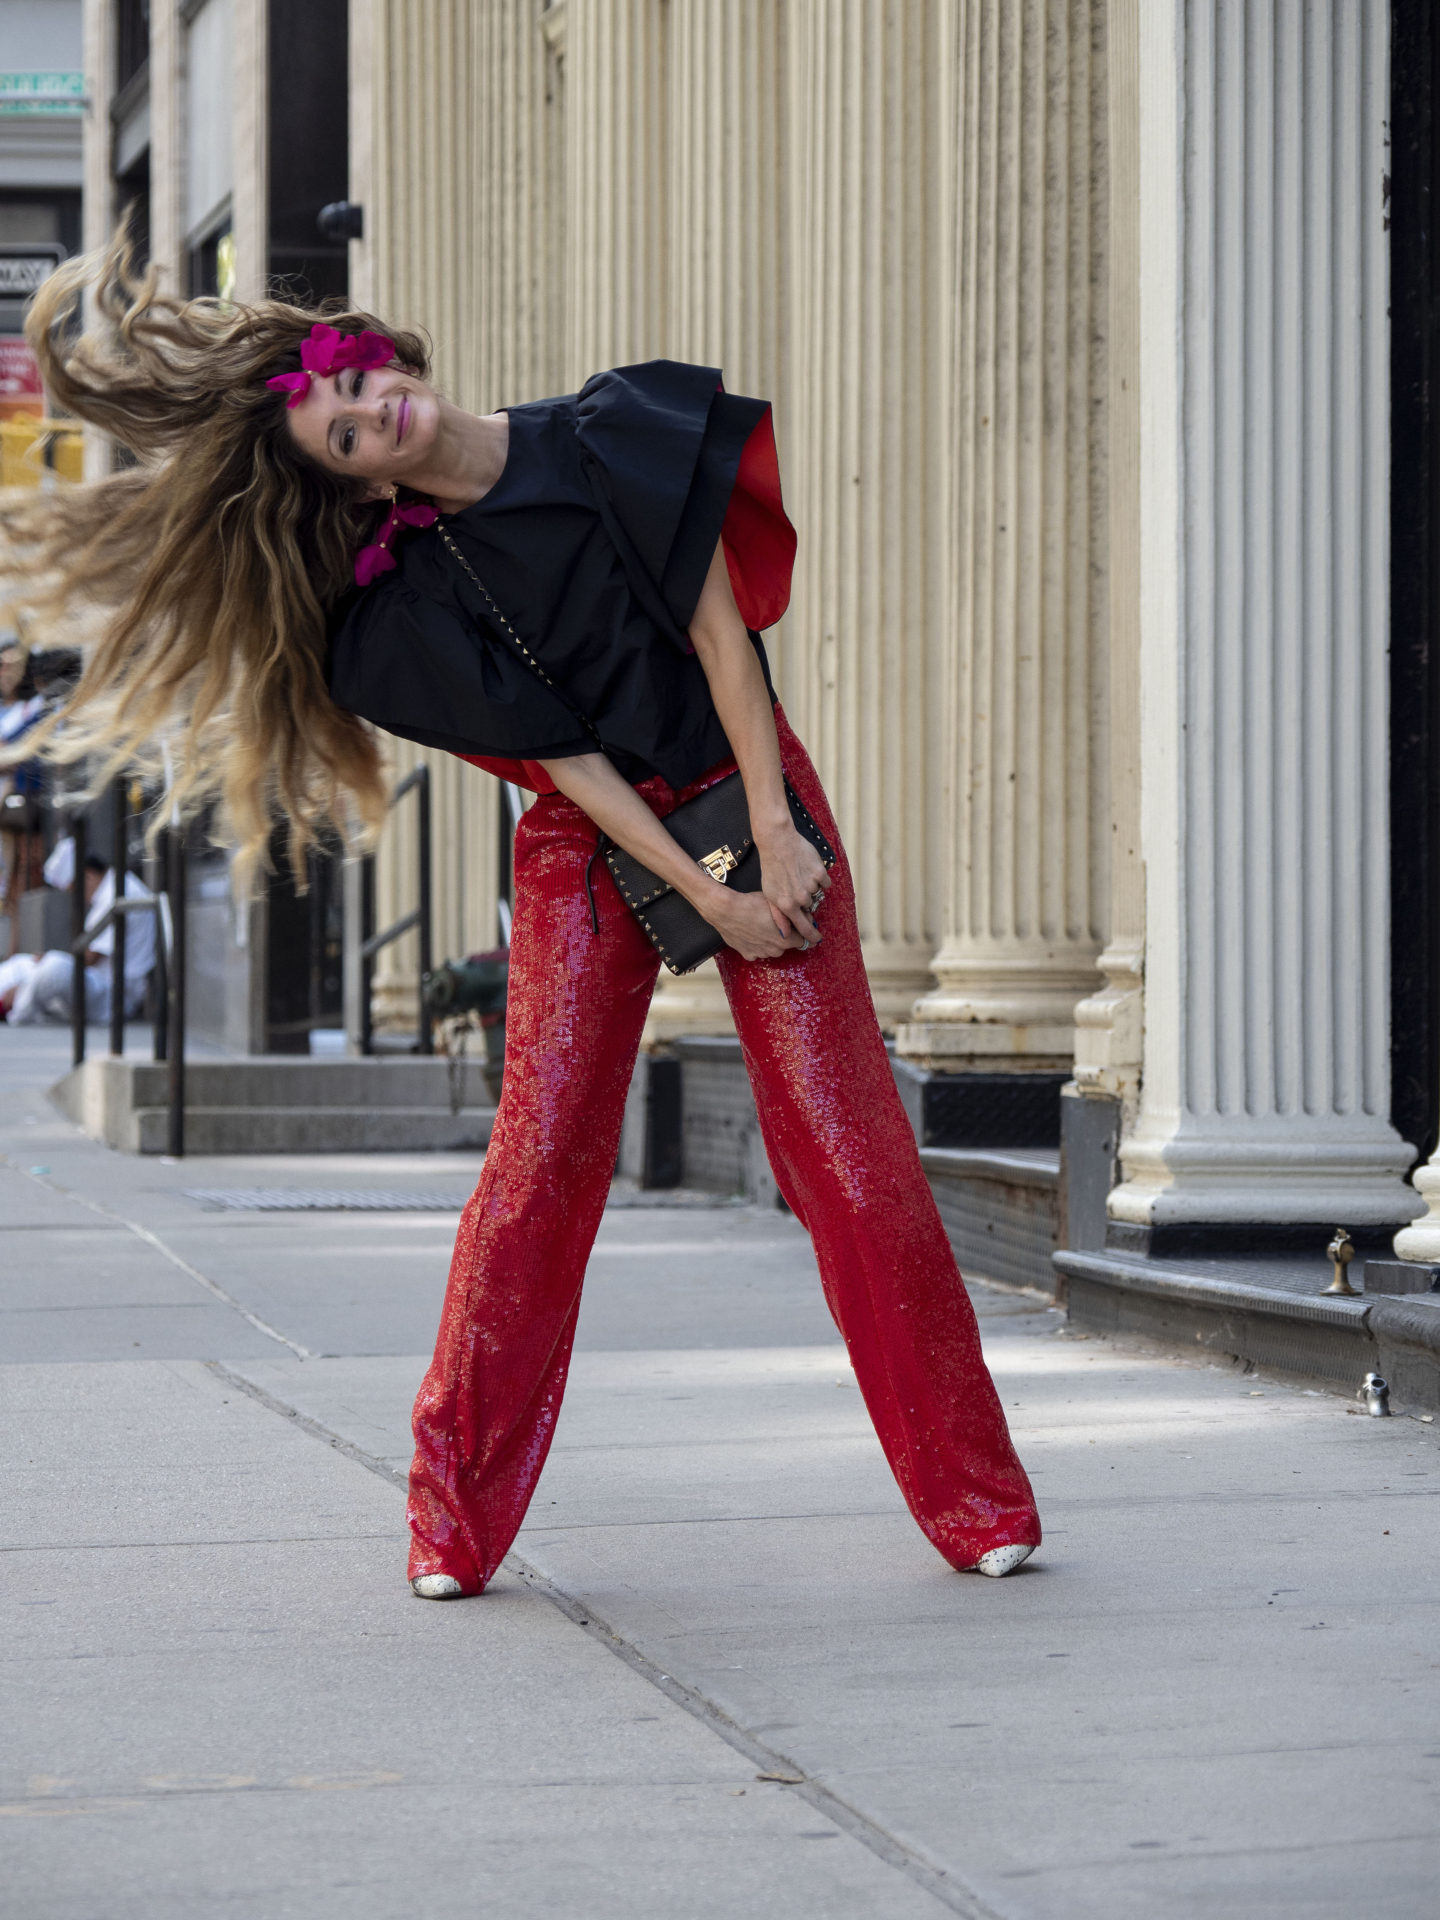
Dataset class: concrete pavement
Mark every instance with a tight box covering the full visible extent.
[2,1025,1437,1917]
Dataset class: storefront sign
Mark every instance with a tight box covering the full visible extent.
[0,253,62,300]
[0,339,43,418]
[0,72,86,114]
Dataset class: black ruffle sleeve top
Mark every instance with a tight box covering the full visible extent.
[325,359,797,795]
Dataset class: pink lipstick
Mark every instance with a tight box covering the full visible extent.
[396,394,410,445]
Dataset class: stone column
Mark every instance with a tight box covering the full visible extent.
[640,0,785,1043]
[360,2,497,1027]
[80,0,115,482]
[230,0,267,304]
[146,1,184,280]
[782,0,954,1028]
[1109,0,1417,1246]
[346,0,377,312]
[80,0,113,256]
[897,0,1110,1069]
[562,0,669,384]
[1071,0,1142,1124]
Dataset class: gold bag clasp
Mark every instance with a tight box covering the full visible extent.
[699,845,738,884]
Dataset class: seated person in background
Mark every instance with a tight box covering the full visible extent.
[0,637,45,931]
[0,836,156,1026]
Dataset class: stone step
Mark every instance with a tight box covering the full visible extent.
[133,1106,494,1156]
[57,1054,491,1109]
[921,1146,1061,1295]
[1054,1247,1440,1416]
[49,1055,497,1155]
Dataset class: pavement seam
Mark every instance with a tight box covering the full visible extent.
[207,1359,1004,1920]
[6,1162,310,1359]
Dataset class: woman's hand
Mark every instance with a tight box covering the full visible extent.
[756,821,831,946]
[692,823,831,960]
[697,882,803,961]
[535,751,827,963]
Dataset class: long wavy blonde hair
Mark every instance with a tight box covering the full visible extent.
[0,230,432,879]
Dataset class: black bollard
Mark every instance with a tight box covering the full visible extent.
[109,776,127,1057]
[70,810,87,1069]
[166,824,186,1157]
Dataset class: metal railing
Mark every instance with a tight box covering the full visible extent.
[358,763,433,1056]
[66,774,187,1156]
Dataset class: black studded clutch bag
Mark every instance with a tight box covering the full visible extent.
[436,519,835,975]
[600,775,835,975]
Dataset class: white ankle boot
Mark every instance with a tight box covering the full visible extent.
[410,1573,465,1600]
[969,1543,1034,1578]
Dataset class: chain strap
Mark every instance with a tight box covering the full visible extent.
[434,519,604,752]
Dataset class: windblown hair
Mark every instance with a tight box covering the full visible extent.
[0,229,432,881]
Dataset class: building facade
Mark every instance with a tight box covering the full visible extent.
[347,0,1435,1254]
[1,0,84,477]
[81,0,356,1051]
[71,3,1440,1340]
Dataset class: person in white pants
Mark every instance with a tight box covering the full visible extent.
[0,838,155,1026]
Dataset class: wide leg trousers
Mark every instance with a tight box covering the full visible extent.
[407,710,1041,1591]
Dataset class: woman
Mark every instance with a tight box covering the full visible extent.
[3,237,1040,1597]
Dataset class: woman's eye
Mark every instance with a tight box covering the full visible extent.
[352,370,365,396]
[341,425,355,456]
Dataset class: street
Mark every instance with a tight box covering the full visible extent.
[3,1027,1437,1919]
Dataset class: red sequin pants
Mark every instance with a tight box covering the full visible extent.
[407,711,1041,1590]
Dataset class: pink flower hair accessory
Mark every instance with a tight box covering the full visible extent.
[266,322,395,409]
[355,493,438,587]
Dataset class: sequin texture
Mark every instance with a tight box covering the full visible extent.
[406,710,1041,1590]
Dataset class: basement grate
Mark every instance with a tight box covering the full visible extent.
[183,1188,472,1213]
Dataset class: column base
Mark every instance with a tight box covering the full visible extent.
[901,953,1101,1066]
[1108,1121,1423,1253]
[1070,941,1144,1123]
[371,971,420,1037]
[894,1020,1076,1070]
[862,959,943,1035]
[1392,1161,1440,1264]
[642,961,735,1045]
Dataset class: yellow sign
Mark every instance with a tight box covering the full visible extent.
[0,417,84,488]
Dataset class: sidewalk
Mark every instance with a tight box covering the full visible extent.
[2,1026,1437,1919]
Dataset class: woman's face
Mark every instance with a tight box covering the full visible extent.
[284,360,441,496]
[0,650,23,700]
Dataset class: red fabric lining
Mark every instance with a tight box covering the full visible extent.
[720,408,796,633]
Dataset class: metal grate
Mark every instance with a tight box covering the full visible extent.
[184,1188,471,1213]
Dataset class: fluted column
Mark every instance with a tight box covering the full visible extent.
[80,0,113,257]
[81,0,114,481]
[146,1,184,280]
[472,0,567,408]
[640,0,785,1043]
[358,3,490,1027]
[1071,0,1142,1120]
[783,0,953,1027]
[230,0,267,304]
[897,0,1109,1068]
[1110,0,1417,1240]
[563,0,669,384]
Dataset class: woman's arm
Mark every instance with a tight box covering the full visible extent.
[687,540,830,945]
[537,541,830,963]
